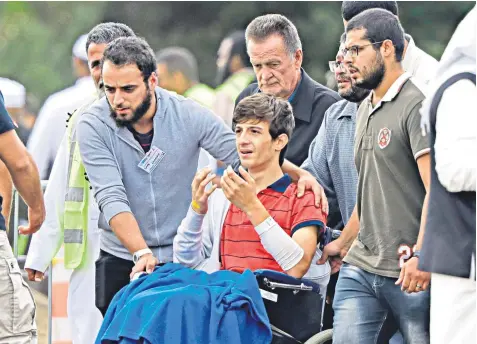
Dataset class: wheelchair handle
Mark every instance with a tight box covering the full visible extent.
[263,277,313,292]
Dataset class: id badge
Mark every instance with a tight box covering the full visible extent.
[138,146,166,173]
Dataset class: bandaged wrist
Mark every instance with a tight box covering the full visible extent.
[254,216,304,271]
[254,216,277,235]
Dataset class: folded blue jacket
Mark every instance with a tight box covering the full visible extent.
[96,263,272,344]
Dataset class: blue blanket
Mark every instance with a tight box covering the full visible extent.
[96,263,272,344]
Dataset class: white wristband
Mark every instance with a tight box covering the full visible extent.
[133,248,153,264]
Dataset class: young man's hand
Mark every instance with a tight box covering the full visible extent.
[221,166,259,213]
[317,238,348,274]
[191,167,217,214]
[396,257,431,293]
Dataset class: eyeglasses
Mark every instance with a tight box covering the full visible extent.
[341,40,386,58]
[328,60,346,73]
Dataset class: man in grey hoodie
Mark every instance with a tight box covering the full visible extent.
[77,36,325,315]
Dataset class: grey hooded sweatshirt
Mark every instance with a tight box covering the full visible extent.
[77,87,238,262]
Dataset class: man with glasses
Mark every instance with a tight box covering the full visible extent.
[341,1,438,88]
[329,9,431,344]
[301,33,370,331]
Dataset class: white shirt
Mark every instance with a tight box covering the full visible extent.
[27,76,95,179]
[402,35,439,89]
[434,80,476,192]
[420,7,476,193]
[25,106,100,273]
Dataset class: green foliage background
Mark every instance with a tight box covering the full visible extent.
[0,1,474,111]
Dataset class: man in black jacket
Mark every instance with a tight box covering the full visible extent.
[235,14,340,166]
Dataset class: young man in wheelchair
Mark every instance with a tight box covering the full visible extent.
[174,94,330,343]
[174,92,329,282]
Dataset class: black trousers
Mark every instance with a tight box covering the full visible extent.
[95,249,135,316]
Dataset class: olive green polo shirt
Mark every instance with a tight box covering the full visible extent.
[344,73,430,278]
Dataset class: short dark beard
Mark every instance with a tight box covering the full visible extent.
[356,53,385,90]
[340,84,371,103]
[109,87,152,128]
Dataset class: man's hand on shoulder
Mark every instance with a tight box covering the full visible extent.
[295,170,329,214]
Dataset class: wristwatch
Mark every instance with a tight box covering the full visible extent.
[412,250,421,259]
[133,248,153,264]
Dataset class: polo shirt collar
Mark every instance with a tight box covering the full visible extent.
[267,174,292,193]
[365,72,412,115]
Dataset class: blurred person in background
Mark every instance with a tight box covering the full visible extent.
[24,22,136,344]
[27,33,96,180]
[156,47,216,109]
[155,46,217,172]
[213,31,255,128]
[0,78,36,145]
[341,1,438,88]
[419,7,476,344]
[236,14,341,166]
[0,90,45,344]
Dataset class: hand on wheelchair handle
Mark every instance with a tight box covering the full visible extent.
[129,253,158,280]
[317,229,347,274]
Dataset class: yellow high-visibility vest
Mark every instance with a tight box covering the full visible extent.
[62,98,96,269]
[184,83,216,109]
[216,70,255,103]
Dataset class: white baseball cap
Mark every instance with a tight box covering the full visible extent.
[0,77,26,108]
[72,34,88,61]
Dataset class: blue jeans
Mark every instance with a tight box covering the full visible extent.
[332,263,430,344]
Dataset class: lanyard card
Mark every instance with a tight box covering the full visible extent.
[138,146,165,173]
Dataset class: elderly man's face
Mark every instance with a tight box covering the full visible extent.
[87,42,108,88]
[248,34,302,99]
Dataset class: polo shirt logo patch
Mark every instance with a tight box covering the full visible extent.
[377,127,392,149]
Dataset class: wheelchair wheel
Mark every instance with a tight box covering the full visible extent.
[303,329,333,344]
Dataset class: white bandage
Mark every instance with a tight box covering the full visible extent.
[254,216,304,271]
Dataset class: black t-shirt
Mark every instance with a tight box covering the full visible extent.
[127,124,153,153]
[0,92,16,231]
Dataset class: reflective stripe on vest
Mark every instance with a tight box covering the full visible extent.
[62,99,95,269]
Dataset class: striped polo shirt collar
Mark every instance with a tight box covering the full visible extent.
[266,174,292,193]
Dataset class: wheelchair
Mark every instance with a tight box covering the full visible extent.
[254,269,333,344]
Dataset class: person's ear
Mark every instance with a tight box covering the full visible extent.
[149,72,158,89]
[274,133,289,151]
[294,49,303,70]
[381,40,395,60]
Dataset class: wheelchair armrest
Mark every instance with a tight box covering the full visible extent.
[254,269,321,294]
